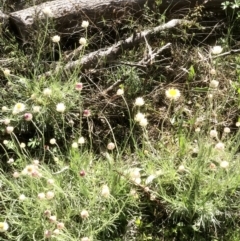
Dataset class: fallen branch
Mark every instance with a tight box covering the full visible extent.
[41,19,190,77]
[138,42,172,65]
[0,58,15,66]
[110,43,172,68]
[52,166,69,175]
[213,49,240,58]
[101,79,124,96]
[64,45,85,62]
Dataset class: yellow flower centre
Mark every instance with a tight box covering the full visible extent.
[16,104,22,110]
[0,223,4,229]
[27,167,34,172]
[169,89,177,96]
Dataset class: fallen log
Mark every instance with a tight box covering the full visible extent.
[6,0,52,11]
[41,19,188,77]
[9,0,154,41]
[9,0,233,41]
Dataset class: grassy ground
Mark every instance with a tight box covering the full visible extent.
[0,1,240,240]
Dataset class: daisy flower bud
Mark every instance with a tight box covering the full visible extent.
[209,80,219,89]
[75,82,83,91]
[79,170,86,177]
[6,126,14,134]
[38,193,46,200]
[43,88,52,96]
[209,162,216,170]
[134,112,145,122]
[3,140,9,145]
[139,117,148,127]
[78,137,85,144]
[52,35,60,43]
[80,210,89,219]
[50,138,56,145]
[210,130,218,138]
[44,230,52,238]
[44,210,51,217]
[220,160,229,168]
[81,20,89,28]
[56,103,66,113]
[19,194,27,201]
[72,142,78,148]
[81,237,90,241]
[33,160,39,165]
[24,113,33,121]
[135,97,145,106]
[210,69,216,75]
[211,46,223,55]
[208,94,213,99]
[101,185,110,198]
[20,143,26,148]
[116,89,124,95]
[2,106,8,111]
[195,127,201,132]
[7,158,14,164]
[49,215,57,223]
[47,179,55,185]
[57,222,65,229]
[42,7,53,17]
[178,165,185,172]
[53,229,60,235]
[83,109,91,117]
[130,168,141,184]
[46,191,55,200]
[3,119,10,125]
[107,142,115,150]
[224,127,230,133]
[13,171,20,178]
[215,142,224,150]
[79,37,87,46]
[33,106,41,113]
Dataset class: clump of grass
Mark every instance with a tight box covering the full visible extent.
[1,2,240,240]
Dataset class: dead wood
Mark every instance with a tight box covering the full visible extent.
[9,0,154,40]
[8,0,233,41]
[7,0,52,11]
[0,10,9,26]
[41,19,189,77]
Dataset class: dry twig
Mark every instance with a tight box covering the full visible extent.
[40,19,190,78]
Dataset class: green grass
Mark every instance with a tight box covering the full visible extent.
[0,1,240,240]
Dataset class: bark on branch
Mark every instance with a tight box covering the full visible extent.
[41,19,189,77]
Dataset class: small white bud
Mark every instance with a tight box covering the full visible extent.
[116,89,124,95]
[81,20,89,28]
[79,37,87,46]
[209,80,219,89]
[52,35,60,43]
[211,46,223,55]
[135,97,145,106]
